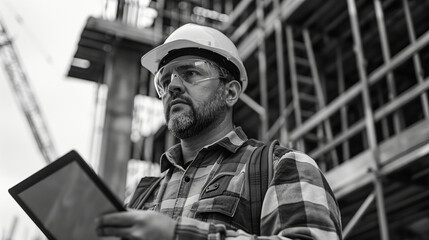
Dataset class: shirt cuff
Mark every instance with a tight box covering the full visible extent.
[175,216,215,240]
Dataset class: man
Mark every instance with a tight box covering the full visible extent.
[96,23,342,240]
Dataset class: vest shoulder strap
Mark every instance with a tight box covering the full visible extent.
[127,176,163,209]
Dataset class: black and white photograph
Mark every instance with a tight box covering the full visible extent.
[1,0,428,239]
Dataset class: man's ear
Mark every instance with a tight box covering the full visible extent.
[225,80,242,107]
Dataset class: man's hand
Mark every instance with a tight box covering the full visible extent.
[95,210,177,240]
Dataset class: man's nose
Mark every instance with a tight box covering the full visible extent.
[168,73,185,94]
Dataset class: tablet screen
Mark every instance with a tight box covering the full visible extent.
[9,151,124,240]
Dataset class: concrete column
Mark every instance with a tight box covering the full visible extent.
[99,48,141,200]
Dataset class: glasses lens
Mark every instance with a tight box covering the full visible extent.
[154,59,227,97]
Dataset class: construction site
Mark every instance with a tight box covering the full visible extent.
[1,0,429,239]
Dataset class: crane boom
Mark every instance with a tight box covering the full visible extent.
[0,18,57,164]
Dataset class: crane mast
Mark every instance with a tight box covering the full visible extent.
[0,18,57,164]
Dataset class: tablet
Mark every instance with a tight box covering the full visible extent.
[9,150,126,240]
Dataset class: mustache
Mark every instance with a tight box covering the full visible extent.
[165,94,194,118]
[168,94,192,108]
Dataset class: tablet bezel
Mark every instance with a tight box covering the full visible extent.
[8,150,126,240]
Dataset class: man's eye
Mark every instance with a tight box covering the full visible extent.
[183,70,201,79]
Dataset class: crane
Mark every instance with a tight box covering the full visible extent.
[0,18,57,164]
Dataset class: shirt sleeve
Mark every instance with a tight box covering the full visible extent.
[260,148,342,239]
[173,148,342,240]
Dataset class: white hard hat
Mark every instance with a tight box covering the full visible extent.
[141,23,248,92]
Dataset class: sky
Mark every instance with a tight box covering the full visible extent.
[0,0,103,238]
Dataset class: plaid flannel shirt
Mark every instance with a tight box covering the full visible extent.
[131,127,342,239]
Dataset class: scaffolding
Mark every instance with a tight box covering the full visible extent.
[69,0,429,239]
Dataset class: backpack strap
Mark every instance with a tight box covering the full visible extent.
[267,139,279,183]
[247,139,279,235]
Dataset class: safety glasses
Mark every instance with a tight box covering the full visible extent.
[154,59,229,97]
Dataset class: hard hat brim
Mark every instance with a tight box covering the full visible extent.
[141,39,248,91]
[142,39,231,74]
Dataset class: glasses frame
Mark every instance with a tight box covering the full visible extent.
[154,59,229,98]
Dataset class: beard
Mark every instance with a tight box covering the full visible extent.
[165,86,227,139]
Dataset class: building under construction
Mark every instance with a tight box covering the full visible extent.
[66,0,429,239]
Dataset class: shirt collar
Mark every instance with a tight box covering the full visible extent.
[159,127,248,172]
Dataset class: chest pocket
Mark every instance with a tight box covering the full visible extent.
[196,171,244,219]
[195,195,240,217]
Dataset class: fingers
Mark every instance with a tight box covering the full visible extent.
[95,212,135,238]
[95,211,176,240]
[96,212,137,227]
[95,214,145,239]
